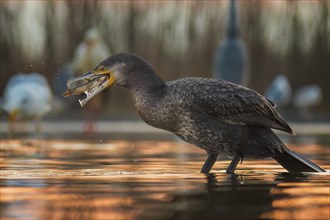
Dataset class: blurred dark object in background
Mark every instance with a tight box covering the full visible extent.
[213,0,249,86]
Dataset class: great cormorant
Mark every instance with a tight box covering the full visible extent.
[64,53,324,174]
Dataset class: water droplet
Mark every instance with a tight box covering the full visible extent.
[99,139,102,143]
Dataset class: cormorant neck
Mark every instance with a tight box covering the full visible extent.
[112,53,167,99]
[128,67,167,111]
[125,63,167,96]
[226,0,240,38]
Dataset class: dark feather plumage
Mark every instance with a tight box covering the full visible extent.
[71,53,325,174]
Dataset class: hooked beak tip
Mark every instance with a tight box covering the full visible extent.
[62,90,71,97]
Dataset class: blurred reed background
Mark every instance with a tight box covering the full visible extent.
[0,0,329,119]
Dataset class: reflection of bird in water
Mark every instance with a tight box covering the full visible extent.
[264,75,292,107]
[189,173,275,220]
[64,53,325,174]
[214,0,248,86]
[293,85,322,120]
[71,28,111,136]
[1,73,53,136]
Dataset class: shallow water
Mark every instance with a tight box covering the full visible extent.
[0,139,329,220]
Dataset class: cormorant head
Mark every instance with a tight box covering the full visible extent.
[63,53,155,107]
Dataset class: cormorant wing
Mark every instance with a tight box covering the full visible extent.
[187,78,293,134]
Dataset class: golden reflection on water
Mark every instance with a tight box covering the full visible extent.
[0,139,329,220]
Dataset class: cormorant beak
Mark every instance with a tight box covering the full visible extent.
[63,69,115,107]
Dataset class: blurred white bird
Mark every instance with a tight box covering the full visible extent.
[264,74,292,107]
[1,73,53,136]
[72,28,110,74]
[71,28,111,136]
[293,85,322,119]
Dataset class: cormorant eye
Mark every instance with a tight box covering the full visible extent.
[99,66,105,71]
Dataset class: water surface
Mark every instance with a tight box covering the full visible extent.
[1,139,329,220]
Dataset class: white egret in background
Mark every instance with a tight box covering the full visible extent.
[1,73,53,136]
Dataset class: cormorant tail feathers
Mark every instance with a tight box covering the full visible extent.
[274,149,325,173]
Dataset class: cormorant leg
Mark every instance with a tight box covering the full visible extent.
[226,156,241,174]
[200,153,218,174]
